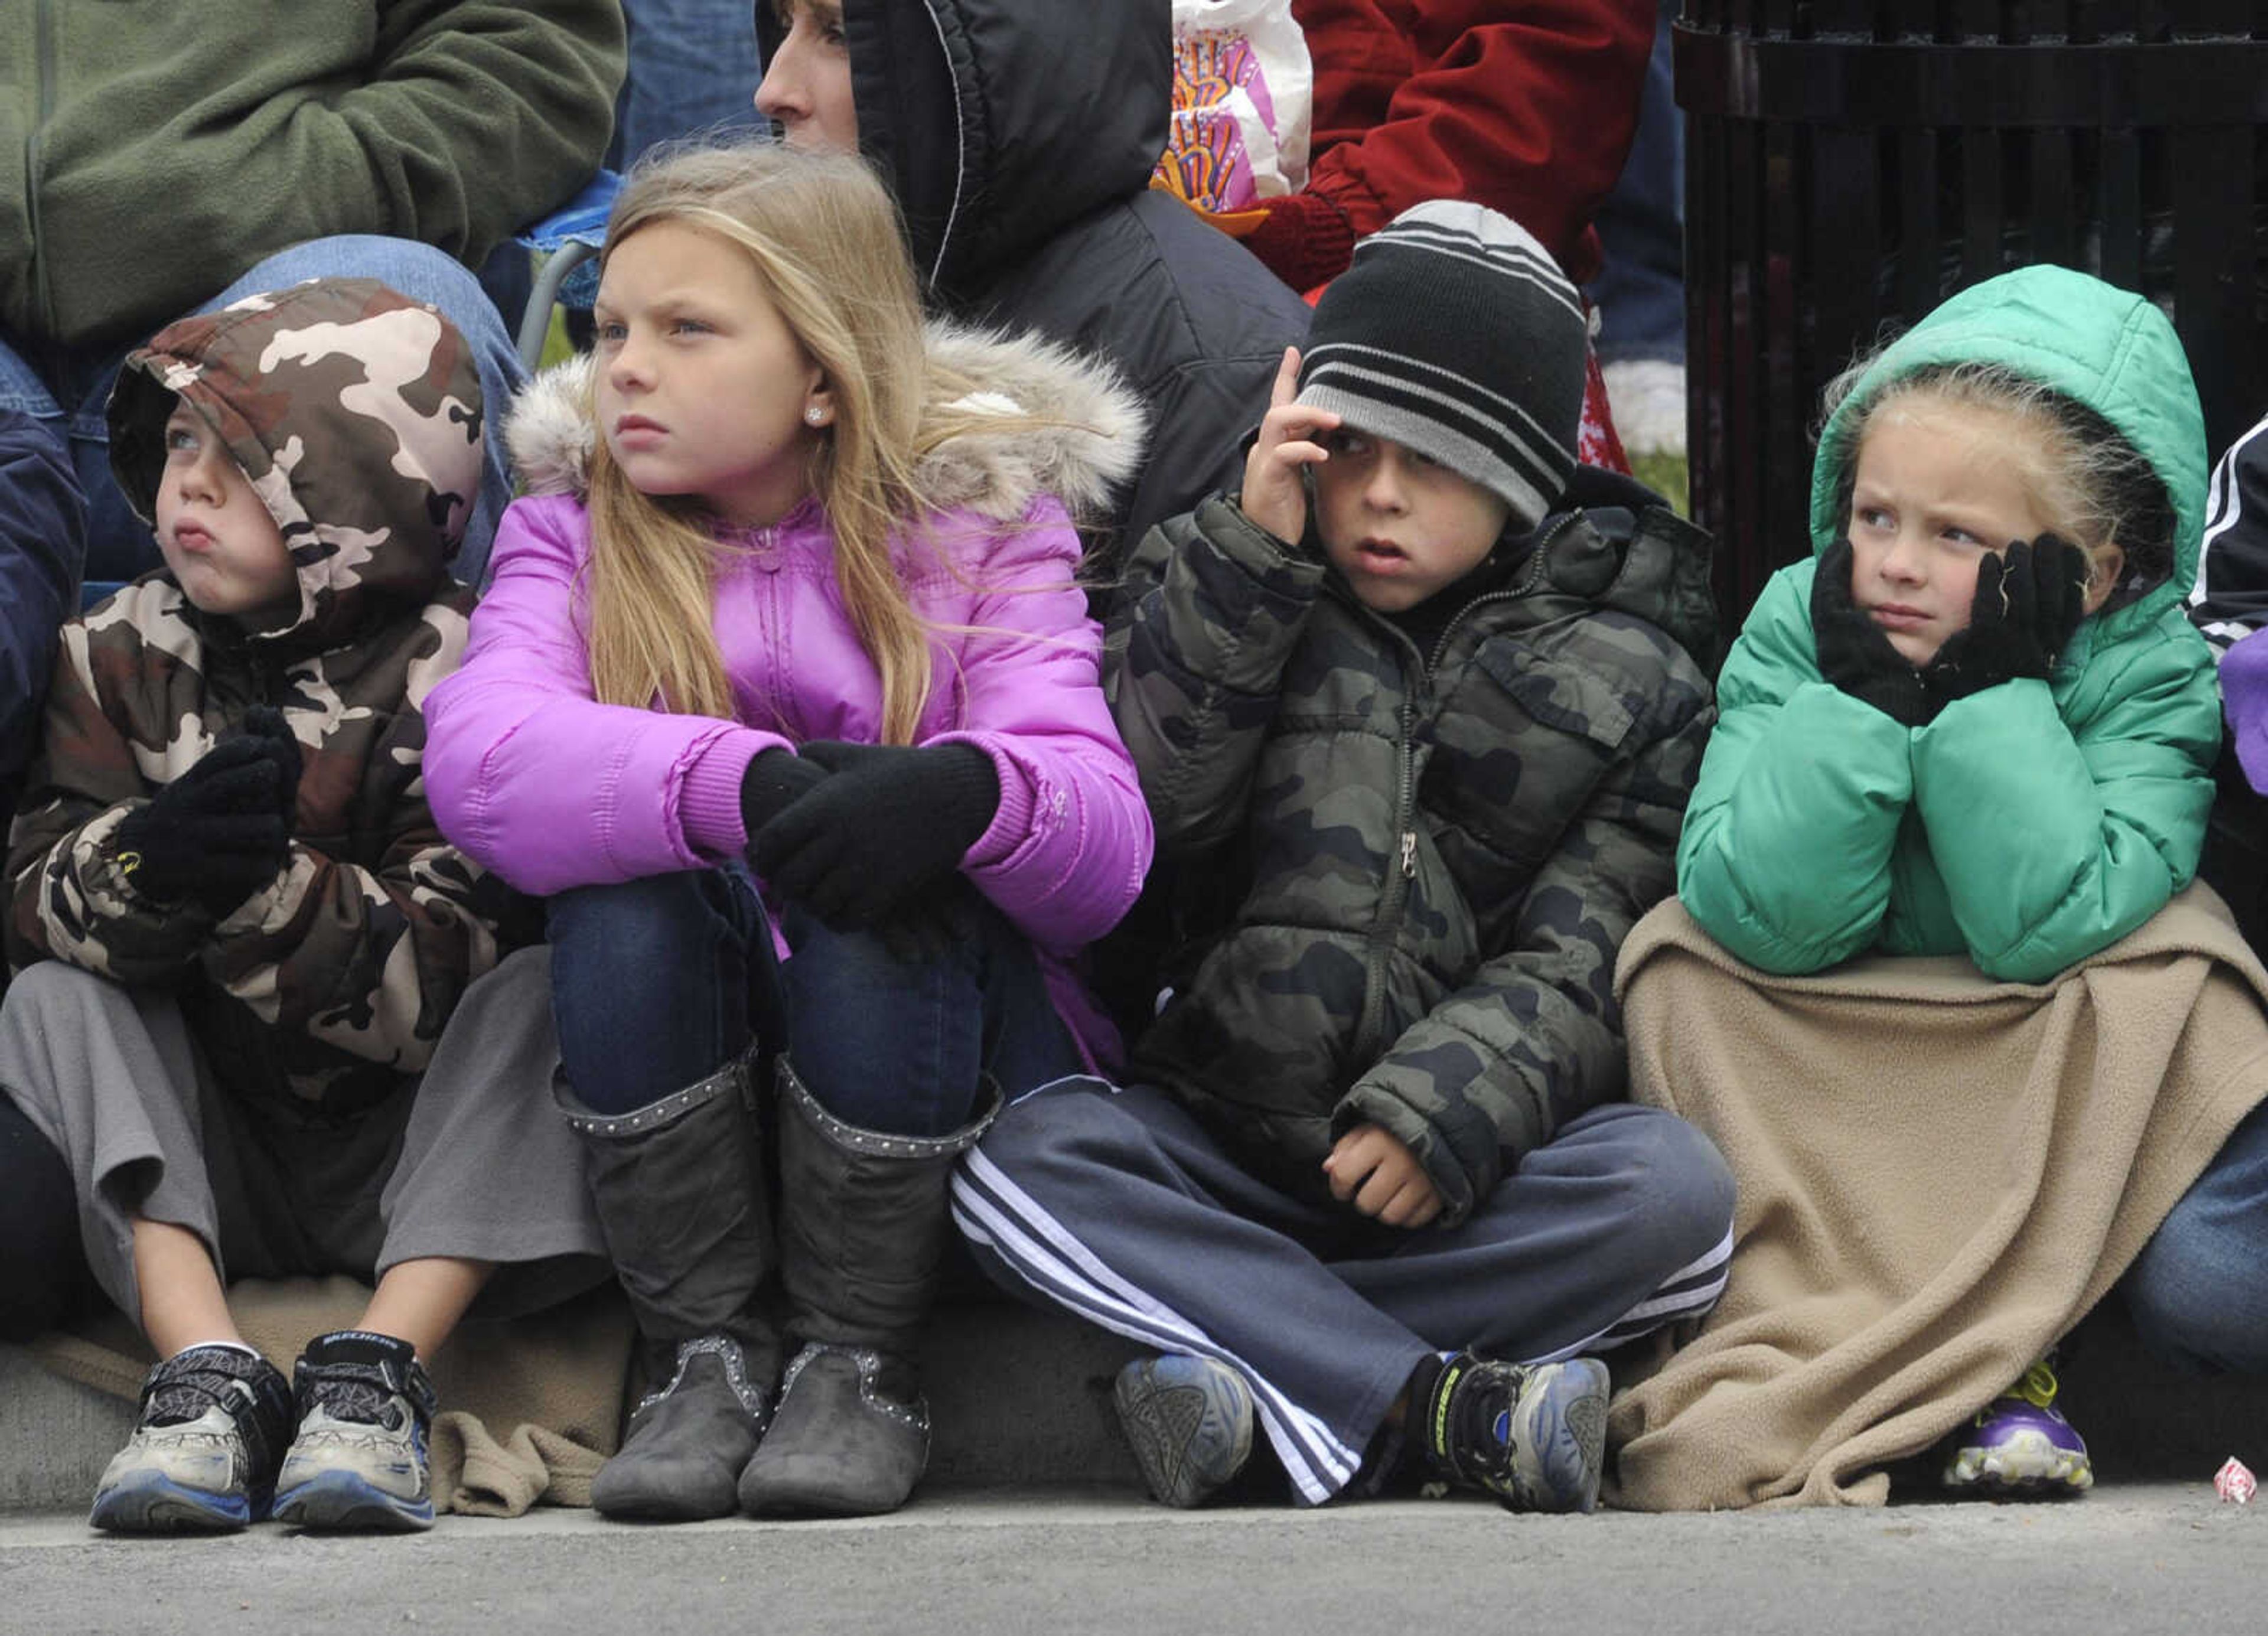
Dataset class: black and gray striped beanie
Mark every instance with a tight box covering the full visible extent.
[1296,200,1587,531]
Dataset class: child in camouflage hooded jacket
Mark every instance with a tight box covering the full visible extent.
[0,279,603,1535]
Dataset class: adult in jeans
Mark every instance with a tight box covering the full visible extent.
[754,0,1311,572]
[613,0,765,163]
[0,1,625,589]
[0,412,84,824]
[0,413,84,1323]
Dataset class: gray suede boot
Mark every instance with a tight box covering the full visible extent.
[737,1057,997,1517]
[565,1053,782,1521]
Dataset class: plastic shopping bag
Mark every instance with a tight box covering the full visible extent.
[1152,0,1312,213]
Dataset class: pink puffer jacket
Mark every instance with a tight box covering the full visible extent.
[425,326,1153,1065]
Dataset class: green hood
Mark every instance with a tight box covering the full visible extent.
[1806,265,2207,647]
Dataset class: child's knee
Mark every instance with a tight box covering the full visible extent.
[1615,1107,1736,1271]
[546,870,733,966]
[3,957,118,1020]
[0,962,130,1103]
[972,1078,1127,1182]
[2124,1211,2268,1376]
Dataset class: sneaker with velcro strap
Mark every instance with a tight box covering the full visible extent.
[89,1343,296,1533]
[271,1329,439,1531]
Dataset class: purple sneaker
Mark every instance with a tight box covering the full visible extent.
[1941,1358,2093,1496]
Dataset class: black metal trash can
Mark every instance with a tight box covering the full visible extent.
[1677,1,2268,625]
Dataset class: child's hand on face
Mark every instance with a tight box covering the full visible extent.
[1324,1122,1442,1228]
[1240,346,1341,549]
[1811,537,1934,726]
[1924,533,2093,700]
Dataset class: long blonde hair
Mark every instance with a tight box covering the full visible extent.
[584,142,939,741]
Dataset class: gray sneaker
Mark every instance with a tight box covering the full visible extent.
[1416,1353,1610,1514]
[1113,1354,1256,1508]
[89,1345,295,1533]
[271,1331,438,1532]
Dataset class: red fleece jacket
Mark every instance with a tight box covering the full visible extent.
[1246,0,1655,291]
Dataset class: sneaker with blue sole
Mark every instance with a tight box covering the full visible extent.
[89,1344,296,1533]
[1113,1354,1256,1508]
[1942,1357,2093,1497]
[271,1330,439,1531]
[1418,1353,1610,1514]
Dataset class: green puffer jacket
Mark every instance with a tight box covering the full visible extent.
[1677,266,2222,982]
[0,0,624,349]
[1109,470,1717,1226]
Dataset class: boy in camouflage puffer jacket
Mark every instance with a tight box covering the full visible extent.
[0,279,601,1536]
[956,204,1735,1514]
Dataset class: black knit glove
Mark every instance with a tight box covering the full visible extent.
[1921,535,2091,707]
[113,735,293,914]
[237,706,302,822]
[739,748,830,842]
[1810,537,1933,727]
[752,740,1001,931]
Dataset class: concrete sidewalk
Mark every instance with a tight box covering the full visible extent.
[0,1299,1148,1513]
[7,1293,2263,1513]
[0,1484,2259,1635]
[5,1296,2263,1635]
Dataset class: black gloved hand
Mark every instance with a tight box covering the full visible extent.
[1810,536,1934,727]
[1921,534,2091,707]
[739,747,830,842]
[869,877,983,967]
[112,735,293,914]
[237,706,302,823]
[752,739,1001,931]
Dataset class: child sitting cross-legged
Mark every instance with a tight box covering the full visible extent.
[953,203,1736,1513]
[0,279,602,1534]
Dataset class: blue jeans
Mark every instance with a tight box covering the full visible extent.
[1587,0,1684,366]
[0,235,525,588]
[2122,1100,2268,1374]
[547,869,1081,1135]
[610,0,764,165]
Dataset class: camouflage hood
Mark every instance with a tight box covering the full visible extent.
[506,319,1147,525]
[107,278,483,646]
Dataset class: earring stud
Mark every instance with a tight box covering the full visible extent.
[804,405,825,425]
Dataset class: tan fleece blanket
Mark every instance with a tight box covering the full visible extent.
[1605,886,2268,1511]
[33,1277,633,1515]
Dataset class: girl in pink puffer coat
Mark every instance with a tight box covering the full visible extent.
[422,141,1152,1526]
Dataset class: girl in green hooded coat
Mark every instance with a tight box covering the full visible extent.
[1673,265,2230,1495]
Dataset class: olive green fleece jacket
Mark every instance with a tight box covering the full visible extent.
[1676,265,2222,983]
[1,0,625,350]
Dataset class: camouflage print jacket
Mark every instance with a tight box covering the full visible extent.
[1109,468,1718,1226]
[6,279,503,1116]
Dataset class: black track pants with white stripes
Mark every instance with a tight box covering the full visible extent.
[951,1079,1736,1504]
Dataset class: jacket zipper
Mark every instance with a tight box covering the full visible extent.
[26,0,54,337]
[1345,513,1576,1065]
[1349,612,1429,1068]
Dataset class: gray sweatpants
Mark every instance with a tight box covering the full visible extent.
[0,947,605,1326]
[951,1079,1735,1504]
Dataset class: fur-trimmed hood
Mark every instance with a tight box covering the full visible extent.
[506,319,1149,525]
